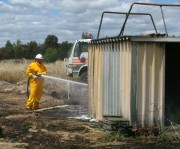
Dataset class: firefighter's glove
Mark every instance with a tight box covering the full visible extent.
[42,72,47,75]
[28,73,33,78]
[32,75,38,79]
[28,73,38,79]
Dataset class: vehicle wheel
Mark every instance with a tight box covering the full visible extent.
[80,72,88,83]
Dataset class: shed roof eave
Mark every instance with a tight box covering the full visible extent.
[130,36,180,43]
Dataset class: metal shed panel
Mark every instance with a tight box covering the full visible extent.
[133,42,165,127]
[88,40,132,120]
[102,42,121,116]
[88,43,103,119]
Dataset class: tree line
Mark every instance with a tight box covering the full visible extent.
[0,34,73,62]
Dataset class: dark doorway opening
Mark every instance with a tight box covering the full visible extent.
[165,43,180,125]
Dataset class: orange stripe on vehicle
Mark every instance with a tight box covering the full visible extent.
[72,58,88,63]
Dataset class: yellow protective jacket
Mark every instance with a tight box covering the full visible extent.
[26,61,47,109]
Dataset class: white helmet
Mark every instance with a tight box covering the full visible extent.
[35,54,43,59]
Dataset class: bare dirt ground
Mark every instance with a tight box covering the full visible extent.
[0,81,180,149]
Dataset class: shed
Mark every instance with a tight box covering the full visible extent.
[88,3,180,127]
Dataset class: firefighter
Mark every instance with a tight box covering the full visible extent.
[26,54,47,111]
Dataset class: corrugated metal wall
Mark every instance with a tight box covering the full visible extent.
[132,43,165,127]
[88,39,165,127]
[88,39,132,120]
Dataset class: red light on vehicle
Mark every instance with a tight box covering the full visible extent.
[80,57,86,63]
[88,33,93,39]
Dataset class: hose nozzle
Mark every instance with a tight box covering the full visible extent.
[35,73,42,77]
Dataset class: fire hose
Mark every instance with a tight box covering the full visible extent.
[26,77,30,98]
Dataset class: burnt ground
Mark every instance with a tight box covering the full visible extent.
[0,81,180,149]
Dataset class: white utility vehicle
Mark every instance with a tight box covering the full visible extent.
[64,39,91,83]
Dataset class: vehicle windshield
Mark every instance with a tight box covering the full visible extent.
[74,42,88,57]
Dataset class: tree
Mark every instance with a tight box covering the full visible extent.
[44,34,58,49]
[0,34,75,61]
[58,41,73,60]
[12,40,28,59]
[5,40,15,59]
[26,41,38,59]
[0,47,6,60]
[43,47,58,63]
[14,40,23,59]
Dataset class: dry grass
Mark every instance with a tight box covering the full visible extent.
[0,59,73,83]
[45,60,70,79]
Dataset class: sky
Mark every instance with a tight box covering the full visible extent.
[0,0,179,47]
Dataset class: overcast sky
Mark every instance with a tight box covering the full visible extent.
[0,0,179,47]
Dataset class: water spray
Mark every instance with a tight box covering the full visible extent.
[27,74,88,98]
[41,75,88,86]
[26,74,88,113]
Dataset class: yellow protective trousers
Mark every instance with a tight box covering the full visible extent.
[26,61,47,109]
[26,77,44,109]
